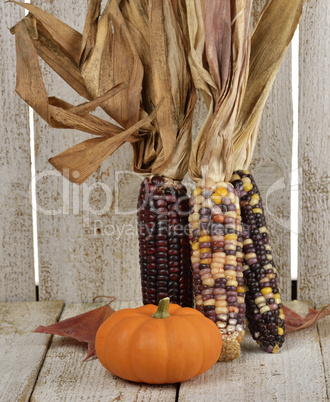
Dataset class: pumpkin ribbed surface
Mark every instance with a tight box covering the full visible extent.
[96,303,222,384]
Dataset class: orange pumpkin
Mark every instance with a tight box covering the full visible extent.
[95,298,222,384]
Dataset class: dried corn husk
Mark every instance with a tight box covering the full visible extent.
[10,0,195,183]
[187,0,252,183]
[233,0,307,170]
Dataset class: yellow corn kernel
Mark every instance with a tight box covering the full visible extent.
[259,226,268,233]
[205,180,215,189]
[255,296,266,305]
[265,244,271,251]
[199,248,211,254]
[215,300,228,307]
[192,188,202,197]
[211,262,224,269]
[251,193,259,200]
[203,299,215,306]
[243,183,253,192]
[195,195,204,204]
[261,287,273,295]
[273,293,281,300]
[191,212,200,222]
[226,280,238,287]
[211,268,224,276]
[279,308,284,315]
[243,239,253,246]
[199,236,211,243]
[264,263,273,270]
[241,177,251,184]
[277,327,284,335]
[211,194,222,204]
[191,221,199,229]
[213,272,225,279]
[253,208,263,214]
[260,305,271,314]
[237,286,245,293]
[215,307,228,315]
[250,197,259,206]
[225,233,237,240]
[200,258,212,265]
[243,169,250,174]
[191,242,199,251]
[279,314,285,320]
[225,211,237,219]
[191,256,200,264]
[202,278,215,287]
[230,174,241,182]
[245,252,257,260]
[228,192,237,203]
[215,187,229,197]
[225,270,237,279]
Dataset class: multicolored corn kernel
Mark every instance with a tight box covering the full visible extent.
[189,180,246,361]
[137,176,193,308]
[230,170,285,353]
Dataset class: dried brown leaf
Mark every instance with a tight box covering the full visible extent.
[34,301,115,361]
[49,100,163,184]
[13,17,49,123]
[80,0,102,66]
[283,304,330,333]
[10,1,82,65]
[81,0,143,130]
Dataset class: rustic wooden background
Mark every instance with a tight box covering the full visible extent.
[1,0,329,305]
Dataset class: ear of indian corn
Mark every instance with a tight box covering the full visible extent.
[230,170,285,353]
[189,180,246,361]
[137,176,193,307]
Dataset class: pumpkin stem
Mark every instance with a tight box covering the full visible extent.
[152,297,171,319]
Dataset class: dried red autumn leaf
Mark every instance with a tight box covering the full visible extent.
[34,300,115,361]
[283,304,330,333]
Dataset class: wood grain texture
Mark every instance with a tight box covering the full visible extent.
[179,300,328,402]
[317,304,330,399]
[31,301,177,402]
[0,301,64,401]
[298,0,330,304]
[0,3,35,301]
[248,0,293,300]
[33,0,141,303]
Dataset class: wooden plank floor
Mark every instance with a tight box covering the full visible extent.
[0,300,328,401]
[0,301,64,401]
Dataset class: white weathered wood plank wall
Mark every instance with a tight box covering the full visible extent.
[298,0,330,304]
[249,0,293,301]
[33,0,142,303]
[0,3,35,301]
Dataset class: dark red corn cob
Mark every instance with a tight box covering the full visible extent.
[137,175,193,307]
[230,170,285,353]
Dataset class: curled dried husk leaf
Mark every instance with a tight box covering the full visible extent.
[11,0,195,183]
